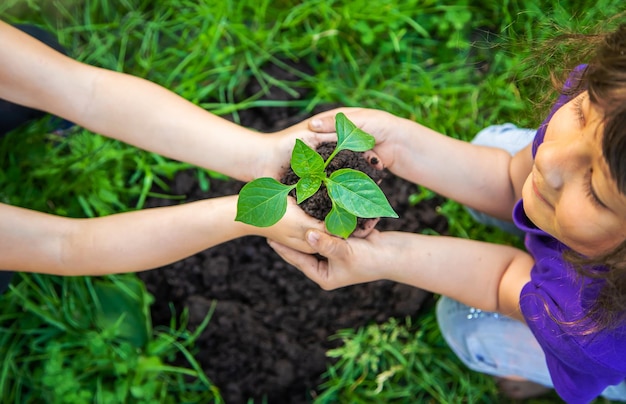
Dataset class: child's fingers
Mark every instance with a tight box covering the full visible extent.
[267,239,328,283]
[308,132,337,146]
[308,115,337,133]
[363,150,384,170]
[308,108,358,133]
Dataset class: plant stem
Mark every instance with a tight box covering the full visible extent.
[323,148,340,170]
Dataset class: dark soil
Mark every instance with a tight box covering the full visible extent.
[281,142,385,230]
[138,59,448,404]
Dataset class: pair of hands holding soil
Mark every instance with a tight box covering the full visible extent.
[267,107,402,291]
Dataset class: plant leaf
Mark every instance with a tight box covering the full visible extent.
[296,176,322,204]
[335,112,376,153]
[291,139,325,178]
[326,169,398,218]
[236,177,294,227]
[325,203,357,239]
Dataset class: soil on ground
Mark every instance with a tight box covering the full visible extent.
[138,59,448,404]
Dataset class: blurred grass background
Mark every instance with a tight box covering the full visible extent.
[1,0,625,402]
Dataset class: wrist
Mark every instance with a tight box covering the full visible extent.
[360,231,401,281]
[242,134,278,181]
[205,195,255,239]
[369,231,414,282]
[389,117,418,170]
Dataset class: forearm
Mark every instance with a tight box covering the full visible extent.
[309,108,525,219]
[0,21,263,181]
[0,197,251,275]
[66,197,252,275]
[371,231,532,319]
[67,69,267,181]
[390,118,519,219]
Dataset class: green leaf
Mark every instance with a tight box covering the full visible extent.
[325,203,357,238]
[291,139,325,178]
[296,176,322,204]
[326,169,398,218]
[335,112,376,153]
[236,178,294,227]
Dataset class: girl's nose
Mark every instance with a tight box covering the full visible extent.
[534,135,592,191]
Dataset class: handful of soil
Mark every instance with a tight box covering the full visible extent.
[280,141,386,231]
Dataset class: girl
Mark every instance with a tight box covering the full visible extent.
[0,20,327,280]
[269,24,626,403]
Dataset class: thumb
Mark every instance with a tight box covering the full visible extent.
[306,229,345,258]
[308,115,337,133]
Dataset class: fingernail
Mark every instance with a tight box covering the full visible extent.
[307,230,320,244]
[310,118,322,129]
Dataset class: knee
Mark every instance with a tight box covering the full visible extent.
[435,296,476,363]
[436,297,499,372]
[471,123,536,156]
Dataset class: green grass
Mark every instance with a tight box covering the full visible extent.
[0,272,221,403]
[315,311,500,403]
[1,0,625,402]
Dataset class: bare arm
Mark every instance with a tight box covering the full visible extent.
[0,21,336,276]
[0,20,332,182]
[0,197,324,276]
[309,108,535,220]
[270,229,534,320]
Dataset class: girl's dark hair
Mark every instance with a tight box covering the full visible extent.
[561,24,626,332]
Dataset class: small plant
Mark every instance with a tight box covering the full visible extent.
[236,113,398,238]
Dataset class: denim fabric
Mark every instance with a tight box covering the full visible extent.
[436,296,552,383]
[436,296,626,401]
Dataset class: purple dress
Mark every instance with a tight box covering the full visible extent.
[514,66,626,403]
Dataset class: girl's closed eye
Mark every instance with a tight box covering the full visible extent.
[572,94,586,126]
[585,170,607,208]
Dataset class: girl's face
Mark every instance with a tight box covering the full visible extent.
[522,91,626,257]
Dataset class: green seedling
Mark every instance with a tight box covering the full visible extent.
[235,113,398,238]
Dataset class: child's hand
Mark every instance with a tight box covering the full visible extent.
[252,120,337,180]
[307,107,405,172]
[267,228,385,290]
[253,198,327,254]
[252,111,388,180]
